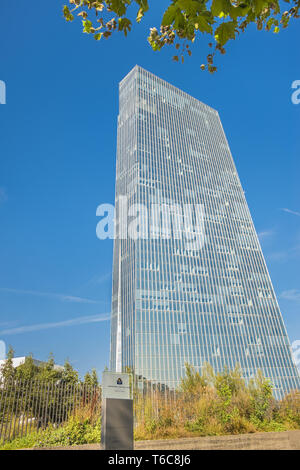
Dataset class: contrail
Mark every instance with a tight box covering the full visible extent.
[0,313,110,336]
[0,287,105,304]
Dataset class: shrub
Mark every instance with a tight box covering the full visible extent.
[0,407,101,450]
[135,365,300,441]
[1,365,299,448]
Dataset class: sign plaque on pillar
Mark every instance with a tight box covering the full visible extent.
[101,371,133,450]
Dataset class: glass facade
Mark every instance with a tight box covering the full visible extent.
[110,65,300,398]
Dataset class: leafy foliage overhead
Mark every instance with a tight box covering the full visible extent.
[63,0,299,72]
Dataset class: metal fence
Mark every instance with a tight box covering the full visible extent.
[0,378,178,444]
[2,377,298,445]
[0,379,101,444]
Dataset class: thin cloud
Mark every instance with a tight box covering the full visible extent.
[0,287,105,305]
[80,272,112,289]
[0,321,18,328]
[266,243,300,262]
[0,340,5,360]
[266,251,288,261]
[281,208,300,218]
[0,313,110,336]
[0,187,7,204]
[258,230,274,241]
[291,340,300,370]
[280,289,300,303]
[93,272,112,284]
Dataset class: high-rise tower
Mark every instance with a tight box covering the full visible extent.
[110,65,299,398]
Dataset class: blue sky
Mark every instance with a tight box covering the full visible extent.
[0,2,299,378]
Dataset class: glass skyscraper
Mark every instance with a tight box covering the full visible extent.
[110,65,299,398]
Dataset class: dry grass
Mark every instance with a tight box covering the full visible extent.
[133,365,300,440]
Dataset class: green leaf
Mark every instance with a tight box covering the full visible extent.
[229,4,250,20]
[174,11,186,29]
[162,5,180,26]
[211,0,231,17]
[94,32,103,40]
[63,5,74,22]
[136,8,144,22]
[253,0,268,15]
[195,13,214,34]
[177,0,200,15]
[265,16,275,30]
[106,0,127,17]
[118,17,132,36]
[82,20,93,33]
[136,0,149,23]
[214,21,236,45]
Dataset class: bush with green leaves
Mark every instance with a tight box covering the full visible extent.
[1,359,299,447]
[0,408,101,450]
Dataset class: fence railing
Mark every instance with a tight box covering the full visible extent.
[0,378,179,444]
[2,377,298,445]
[0,379,101,444]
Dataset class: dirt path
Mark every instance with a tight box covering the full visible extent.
[24,430,300,450]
